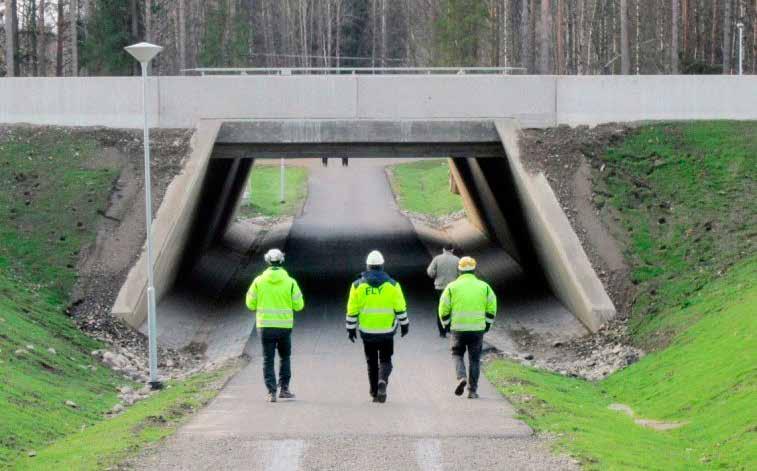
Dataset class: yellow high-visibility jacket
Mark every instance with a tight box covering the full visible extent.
[246,267,304,329]
[438,273,496,332]
[346,269,408,337]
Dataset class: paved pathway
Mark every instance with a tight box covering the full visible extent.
[132,159,576,470]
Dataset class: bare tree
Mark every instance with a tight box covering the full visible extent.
[38,0,47,75]
[540,0,553,73]
[4,0,17,76]
[620,0,630,74]
[723,0,732,73]
[145,0,152,43]
[671,0,679,73]
[520,0,530,70]
[71,0,78,76]
[56,0,64,75]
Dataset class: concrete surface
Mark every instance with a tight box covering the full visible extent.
[2,75,756,129]
[496,121,616,331]
[130,159,577,470]
[112,120,221,328]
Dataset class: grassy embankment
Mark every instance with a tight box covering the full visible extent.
[387,159,464,216]
[485,122,756,469]
[237,163,309,218]
[0,128,237,469]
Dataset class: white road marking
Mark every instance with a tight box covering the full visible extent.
[266,439,305,471]
[415,439,443,471]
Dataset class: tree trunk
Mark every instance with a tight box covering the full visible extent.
[671,0,679,73]
[38,0,47,76]
[620,0,630,74]
[520,0,530,71]
[71,0,78,76]
[540,0,552,73]
[145,0,153,43]
[556,0,564,73]
[56,0,64,76]
[723,0,732,73]
[4,0,17,76]
[178,0,187,71]
[381,0,387,67]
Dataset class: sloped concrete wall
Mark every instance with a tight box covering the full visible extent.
[112,120,221,328]
[495,121,616,331]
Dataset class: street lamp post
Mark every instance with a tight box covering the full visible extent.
[736,23,744,76]
[125,42,164,390]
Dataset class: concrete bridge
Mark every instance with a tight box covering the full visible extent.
[3,74,755,468]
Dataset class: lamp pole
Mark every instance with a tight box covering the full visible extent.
[280,158,285,203]
[125,42,164,390]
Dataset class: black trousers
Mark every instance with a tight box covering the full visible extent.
[450,332,484,392]
[363,338,394,396]
[260,328,292,393]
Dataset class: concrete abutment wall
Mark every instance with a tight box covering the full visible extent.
[112,119,615,333]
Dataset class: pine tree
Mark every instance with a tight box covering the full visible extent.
[434,0,489,66]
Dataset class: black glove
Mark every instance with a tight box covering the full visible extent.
[400,324,409,337]
[445,322,451,333]
[348,329,357,343]
[484,323,491,333]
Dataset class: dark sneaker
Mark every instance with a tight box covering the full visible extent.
[372,396,380,403]
[454,379,467,396]
[267,392,277,403]
[468,390,479,399]
[278,389,295,399]
[376,380,387,403]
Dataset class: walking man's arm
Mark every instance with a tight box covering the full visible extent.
[245,279,258,312]
[438,286,452,330]
[291,279,305,311]
[426,256,438,279]
[346,282,360,342]
[484,285,497,332]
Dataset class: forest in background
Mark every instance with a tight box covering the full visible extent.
[1,0,755,77]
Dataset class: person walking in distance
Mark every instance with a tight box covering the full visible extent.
[246,248,305,402]
[346,250,409,403]
[426,244,460,337]
[438,256,496,399]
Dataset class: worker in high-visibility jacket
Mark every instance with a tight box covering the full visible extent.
[346,250,409,403]
[246,248,304,403]
[438,256,496,399]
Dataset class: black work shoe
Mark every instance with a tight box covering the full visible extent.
[278,389,295,399]
[376,380,387,403]
[267,392,277,403]
[454,378,467,396]
[468,390,479,399]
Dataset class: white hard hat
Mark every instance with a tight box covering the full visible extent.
[264,248,285,264]
[366,250,385,266]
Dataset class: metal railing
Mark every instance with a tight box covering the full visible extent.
[181,66,527,76]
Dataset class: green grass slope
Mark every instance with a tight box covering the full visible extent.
[388,159,464,216]
[238,163,308,218]
[486,122,757,470]
[0,128,238,469]
[0,128,125,466]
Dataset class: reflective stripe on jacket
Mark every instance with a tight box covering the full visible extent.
[438,273,496,332]
[246,267,304,329]
[346,269,408,335]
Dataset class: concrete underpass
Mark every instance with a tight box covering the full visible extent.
[117,119,610,468]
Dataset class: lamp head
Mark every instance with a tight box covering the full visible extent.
[125,42,163,64]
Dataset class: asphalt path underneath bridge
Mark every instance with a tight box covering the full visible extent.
[132,159,576,470]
